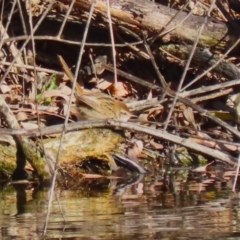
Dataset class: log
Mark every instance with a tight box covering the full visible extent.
[58,0,239,50]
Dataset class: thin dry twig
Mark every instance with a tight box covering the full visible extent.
[163,0,217,131]
[43,0,97,235]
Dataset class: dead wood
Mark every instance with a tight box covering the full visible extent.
[59,0,239,50]
[161,44,240,79]
[0,120,236,167]
[0,95,52,181]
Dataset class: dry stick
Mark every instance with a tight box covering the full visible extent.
[0,61,64,75]
[180,79,240,98]
[4,35,142,47]
[42,0,77,233]
[28,0,44,138]
[43,0,96,236]
[225,0,240,193]
[1,117,239,154]
[0,0,56,85]
[182,34,240,92]
[164,0,216,132]
[106,120,236,166]
[121,23,168,87]
[143,35,168,88]
[0,119,236,166]
[57,0,76,37]
[0,0,17,50]
[0,0,4,23]
[18,0,32,68]
[17,0,28,35]
[16,0,29,82]
[106,0,118,85]
[233,154,240,191]
[0,1,54,181]
[58,55,85,95]
[0,121,107,136]
[42,0,78,235]
[28,0,55,183]
[149,0,194,44]
[0,95,51,179]
[191,88,233,103]
[0,20,25,71]
[116,27,150,59]
[101,63,240,139]
[181,132,240,149]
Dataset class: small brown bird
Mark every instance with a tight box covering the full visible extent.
[58,55,131,121]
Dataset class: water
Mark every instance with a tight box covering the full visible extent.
[0,175,240,240]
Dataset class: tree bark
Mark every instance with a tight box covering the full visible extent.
[58,0,240,51]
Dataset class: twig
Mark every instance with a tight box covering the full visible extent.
[0,61,64,75]
[4,35,143,47]
[182,30,240,91]
[0,0,56,85]
[163,0,216,131]
[0,118,236,166]
[149,0,194,44]
[181,78,240,98]
[0,95,51,180]
[190,88,233,103]
[107,120,236,166]
[143,34,167,88]
[43,0,97,236]
[106,0,118,85]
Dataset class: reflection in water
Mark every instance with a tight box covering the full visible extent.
[0,175,240,239]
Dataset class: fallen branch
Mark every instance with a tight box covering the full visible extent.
[0,119,237,166]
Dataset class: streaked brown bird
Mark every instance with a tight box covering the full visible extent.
[58,55,131,121]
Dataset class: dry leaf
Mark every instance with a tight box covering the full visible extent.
[183,107,194,123]
[0,83,11,93]
[128,140,144,161]
[97,79,112,90]
[147,106,164,119]
[224,171,240,178]
[21,121,38,130]
[147,89,153,100]
[42,90,70,102]
[192,162,214,173]
[138,113,149,121]
[183,107,197,129]
[149,139,164,150]
[59,84,72,95]
[110,82,130,97]
[190,137,240,152]
[81,173,104,178]
[16,112,28,121]
[31,0,40,4]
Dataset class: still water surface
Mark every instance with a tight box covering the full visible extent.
[0,176,240,239]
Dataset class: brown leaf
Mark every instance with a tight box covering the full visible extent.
[147,89,153,100]
[192,162,214,173]
[183,107,197,129]
[97,79,112,90]
[21,121,39,130]
[191,137,240,152]
[149,139,164,150]
[110,82,131,97]
[128,140,144,161]
[0,83,11,93]
[16,112,28,121]
[59,84,72,95]
[42,90,70,102]
[81,173,104,178]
